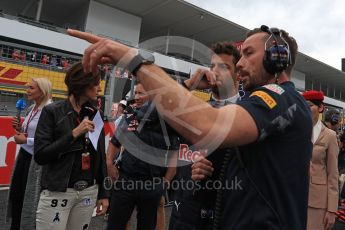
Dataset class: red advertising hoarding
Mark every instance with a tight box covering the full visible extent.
[0,116,114,185]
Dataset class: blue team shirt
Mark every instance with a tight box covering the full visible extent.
[222,81,312,230]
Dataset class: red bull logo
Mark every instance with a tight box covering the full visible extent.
[178,144,208,163]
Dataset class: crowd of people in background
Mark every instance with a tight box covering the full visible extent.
[0,43,136,81]
[0,44,79,70]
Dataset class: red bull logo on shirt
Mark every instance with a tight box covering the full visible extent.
[178,144,208,163]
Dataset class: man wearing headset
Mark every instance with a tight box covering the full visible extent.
[324,109,341,133]
[68,25,312,229]
[191,26,312,229]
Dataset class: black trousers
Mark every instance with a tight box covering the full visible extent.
[169,197,214,230]
[106,174,163,230]
[333,219,345,230]
[8,148,32,230]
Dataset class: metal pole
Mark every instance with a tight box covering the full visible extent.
[191,37,195,61]
[319,81,322,91]
[165,28,170,55]
[129,77,136,99]
[35,0,43,22]
[311,79,314,90]
[108,68,116,109]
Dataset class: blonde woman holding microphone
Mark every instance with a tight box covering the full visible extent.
[7,78,52,230]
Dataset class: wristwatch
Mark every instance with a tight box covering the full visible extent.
[127,49,155,76]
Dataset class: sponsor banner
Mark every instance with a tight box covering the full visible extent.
[0,116,114,185]
[0,116,19,185]
[0,61,106,98]
[0,90,22,97]
[191,90,211,102]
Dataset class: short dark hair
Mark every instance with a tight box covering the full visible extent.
[64,62,103,105]
[324,109,340,123]
[211,41,241,65]
[247,27,298,75]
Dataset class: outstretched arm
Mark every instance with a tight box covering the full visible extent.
[67,30,258,148]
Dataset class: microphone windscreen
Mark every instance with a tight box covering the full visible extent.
[80,102,97,120]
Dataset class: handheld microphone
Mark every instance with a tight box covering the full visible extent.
[83,116,90,141]
[15,98,27,117]
[14,98,27,129]
[80,102,97,145]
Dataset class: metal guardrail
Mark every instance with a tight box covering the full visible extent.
[0,106,16,116]
[0,56,67,72]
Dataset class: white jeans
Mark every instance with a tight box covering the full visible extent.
[36,184,98,230]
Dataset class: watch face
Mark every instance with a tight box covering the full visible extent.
[139,50,155,63]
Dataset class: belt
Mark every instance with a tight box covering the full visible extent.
[68,179,96,191]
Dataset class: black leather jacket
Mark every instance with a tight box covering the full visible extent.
[34,100,109,199]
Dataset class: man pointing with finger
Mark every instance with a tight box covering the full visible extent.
[68,25,312,229]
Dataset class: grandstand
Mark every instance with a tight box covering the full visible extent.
[0,39,109,115]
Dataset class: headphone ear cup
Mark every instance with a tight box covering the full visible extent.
[331,114,340,125]
[277,45,290,70]
[263,45,290,74]
[263,47,277,74]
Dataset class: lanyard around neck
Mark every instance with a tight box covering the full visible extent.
[24,108,39,133]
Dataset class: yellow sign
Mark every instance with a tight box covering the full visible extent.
[192,90,211,102]
[250,91,277,109]
[0,61,105,98]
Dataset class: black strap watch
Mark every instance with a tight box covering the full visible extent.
[127,49,155,76]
